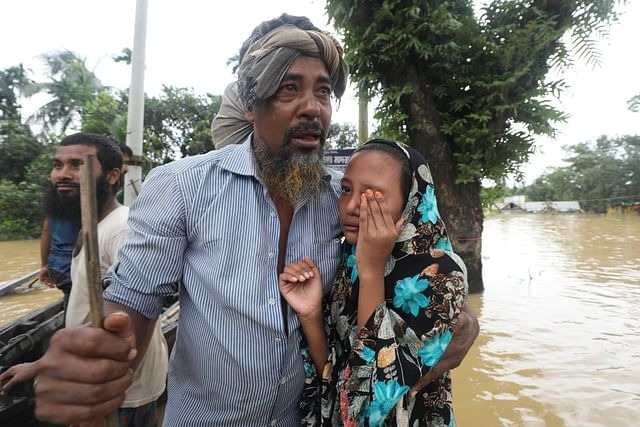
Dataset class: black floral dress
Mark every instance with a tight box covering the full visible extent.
[299,140,468,426]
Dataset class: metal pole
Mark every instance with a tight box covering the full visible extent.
[358,83,368,145]
[124,0,148,207]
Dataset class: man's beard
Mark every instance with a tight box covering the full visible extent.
[254,122,327,204]
[43,176,112,223]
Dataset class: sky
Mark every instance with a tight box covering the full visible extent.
[2,0,639,183]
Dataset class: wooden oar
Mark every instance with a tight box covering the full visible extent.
[80,154,120,427]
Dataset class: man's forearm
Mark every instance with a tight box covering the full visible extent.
[105,302,156,369]
[40,219,50,267]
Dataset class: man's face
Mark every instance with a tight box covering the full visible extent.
[46,144,121,220]
[248,56,333,157]
[50,144,103,199]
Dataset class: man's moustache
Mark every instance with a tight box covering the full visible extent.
[286,122,327,141]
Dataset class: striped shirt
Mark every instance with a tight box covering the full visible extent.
[104,136,342,426]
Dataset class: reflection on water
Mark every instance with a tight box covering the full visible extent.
[453,214,640,427]
[0,240,62,326]
[1,215,639,426]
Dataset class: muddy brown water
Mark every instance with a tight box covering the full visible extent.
[1,214,638,426]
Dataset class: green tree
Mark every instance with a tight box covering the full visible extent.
[524,135,639,213]
[81,90,128,142]
[327,122,358,148]
[30,50,103,132]
[0,65,45,183]
[628,93,640,112]
[327,0,624,292]
[144,86,221,165]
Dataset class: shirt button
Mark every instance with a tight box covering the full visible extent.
[280,377,287,385]
[268,297,276,305]
[270,420,277,426]
[268,251,275,258]
[275,337,282,343]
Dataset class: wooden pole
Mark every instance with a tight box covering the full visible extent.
[358,83,368,145]
[80,155,120,427]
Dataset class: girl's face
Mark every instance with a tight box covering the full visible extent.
[338,150,406,245]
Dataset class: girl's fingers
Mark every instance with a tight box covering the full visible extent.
[300,257,317,278]
[285,263,311,281]
[359,193,369,235]
[373,191,391,229]
[365,190,378,230]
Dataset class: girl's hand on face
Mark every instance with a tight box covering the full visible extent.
[356,189,404,279]
[278,257,323,321]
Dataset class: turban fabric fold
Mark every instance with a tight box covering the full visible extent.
[212,20,347,149]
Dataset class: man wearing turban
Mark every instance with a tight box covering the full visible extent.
[32,14,477,427]
[33,14,348,427]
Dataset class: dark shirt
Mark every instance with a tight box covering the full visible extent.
[47,217,79,285]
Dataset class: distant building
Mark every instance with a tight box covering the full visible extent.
[497,196,581,213]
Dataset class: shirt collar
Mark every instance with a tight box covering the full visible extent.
[217,134,259,177]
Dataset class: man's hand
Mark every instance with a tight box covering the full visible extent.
[38,266,54,288]
[410,303,480,396]
[0,361,40,394]
[34,312,137,424]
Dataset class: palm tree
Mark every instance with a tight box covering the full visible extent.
[29,50,102,132]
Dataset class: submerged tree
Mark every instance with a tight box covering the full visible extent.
[327,0,626,292]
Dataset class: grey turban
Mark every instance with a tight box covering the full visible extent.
[211,22,348,149]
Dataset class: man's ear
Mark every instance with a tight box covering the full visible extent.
[244,109,255,122]
[106,168,121,187]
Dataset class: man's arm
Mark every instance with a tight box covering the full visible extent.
[39,218,52,286]
[34,165,188,425]
[104,303,155,370]
[410,302,479,395]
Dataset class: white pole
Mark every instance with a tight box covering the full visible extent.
[124,0,148,206]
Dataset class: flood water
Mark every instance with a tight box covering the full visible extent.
[1,214,638,426]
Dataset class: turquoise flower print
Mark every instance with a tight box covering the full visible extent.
[361,346,375,364]
[417,185,440,224]
[367,380,410,427]
[346,246,358,282]
[418,330,453,367]
[393,274,431,317]
[449,410,457,427]
[434,236,453,252]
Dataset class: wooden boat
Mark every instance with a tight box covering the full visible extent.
[0,272,179,426]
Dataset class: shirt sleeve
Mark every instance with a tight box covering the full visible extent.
[103,165,188,319]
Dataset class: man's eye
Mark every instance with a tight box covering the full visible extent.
[319,87,332,97]
[281,84,297,92]
[340,185,351,194]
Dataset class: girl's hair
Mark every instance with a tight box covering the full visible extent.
[355,139,413,205]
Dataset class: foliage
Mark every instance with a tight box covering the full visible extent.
[0,179,43,240]
[0,65,33,120]
[81,90,128,143]
[628,93,640,112]
[326,0,624,184]
[523,135,639,212]
[327,122,358,149]
[144,86,221,165]
[29,50,103,133]
[0,120,44,182]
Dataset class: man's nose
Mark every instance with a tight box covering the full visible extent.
[297,91,321,120]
